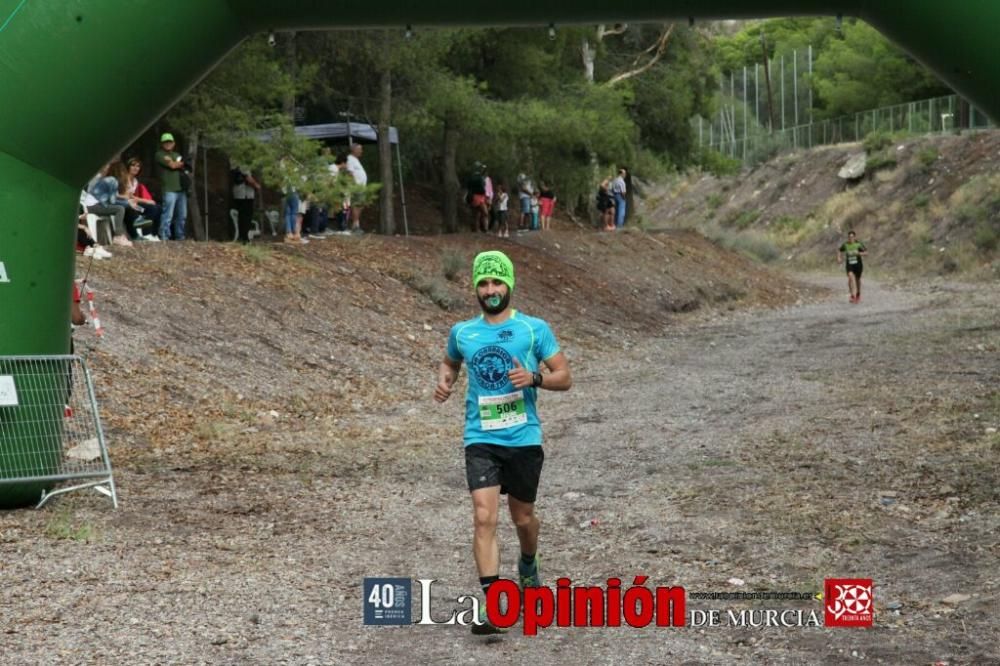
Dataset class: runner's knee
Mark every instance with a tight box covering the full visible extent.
[473,504,498,530]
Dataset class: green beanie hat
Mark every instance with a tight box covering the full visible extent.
[472,250,515,292]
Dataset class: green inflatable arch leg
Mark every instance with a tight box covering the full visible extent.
[1,0,997,508]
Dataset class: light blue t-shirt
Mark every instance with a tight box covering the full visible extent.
[446,310,560,447]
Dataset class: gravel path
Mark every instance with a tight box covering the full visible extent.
[2,276,998,665]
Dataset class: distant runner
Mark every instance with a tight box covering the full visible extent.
[838,230,867,303]
[434,250,572,635]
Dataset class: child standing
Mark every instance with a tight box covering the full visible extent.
[496,185,510,238]
[539,182,556,231]
[530,190,540,231]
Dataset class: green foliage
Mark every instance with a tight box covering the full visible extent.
[45,506,98,542]
[956,204,986,226]
[973,223,998,252]
[812,21,948,118]
[625,26,715,163]
[242,244,272,263]
[706,193,723,210]
[866,152,897,172]
[772,215,805,233]
[724,209,760,229]
[441,250,466,282]
[913,193,931,208]
[714,18,947,124]
[698,149,742,177]
[917,146,939,168]
[863,130,893,152]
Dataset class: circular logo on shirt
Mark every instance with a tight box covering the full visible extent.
[470,345,512,391]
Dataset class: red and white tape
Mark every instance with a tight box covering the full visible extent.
[84,284,104,337]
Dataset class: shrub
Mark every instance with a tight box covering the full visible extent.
[441,249,465,282]
[863,130,893,153]
[866,152,897,173]
[913,193,931,208]
[724,209,760,229]
[242,244,271,263]
[698,148,742,177]
[973,223,998,252]
[772,215,805,233]
[917,146,939,168]
[706,193,723,210]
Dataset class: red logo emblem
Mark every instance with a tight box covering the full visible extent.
[824,578,873,627]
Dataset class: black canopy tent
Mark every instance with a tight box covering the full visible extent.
[247,120,409,235]
[293,121,408,235]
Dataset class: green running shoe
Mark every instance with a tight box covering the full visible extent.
[519,555,541,588]
[470,603,507,635]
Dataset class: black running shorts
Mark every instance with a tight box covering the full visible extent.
[846,263,863,277]
[465,444,544,503]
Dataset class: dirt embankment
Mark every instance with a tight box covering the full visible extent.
[70,229,809,467]
[642,132,1000,278]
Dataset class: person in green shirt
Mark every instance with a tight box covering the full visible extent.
[837,230,867,303]
[154,133,187,240]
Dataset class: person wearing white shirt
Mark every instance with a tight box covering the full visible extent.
[346,143,367,234]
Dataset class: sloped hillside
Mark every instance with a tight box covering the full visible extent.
[74,229,809,462]
[642,132,1000,278]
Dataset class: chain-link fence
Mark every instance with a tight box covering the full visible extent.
[0,355,116,508]
[697,93,995,166]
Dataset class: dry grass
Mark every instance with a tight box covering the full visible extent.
[815,190,868,232]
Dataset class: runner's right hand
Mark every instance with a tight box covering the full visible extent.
[434,380,453,403]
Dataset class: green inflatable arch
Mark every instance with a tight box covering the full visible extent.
[0,0,997,507]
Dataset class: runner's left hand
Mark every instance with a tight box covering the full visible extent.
[508,358,533,389]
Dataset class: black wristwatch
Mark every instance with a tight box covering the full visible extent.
[532,371,543,388]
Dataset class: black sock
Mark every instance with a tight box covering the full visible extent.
[480,575,500,596]
[520,552,536,567]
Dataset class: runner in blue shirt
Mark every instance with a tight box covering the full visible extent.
[434,250,572,635]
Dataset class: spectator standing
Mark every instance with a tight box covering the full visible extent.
[611,168,628,230]
[155,133,187,240]
[230,163,260,244]
[466,163,489,233]
[596,178,615,231]
[345,142,367,234]
[538,182,556,231]
[496,185,510,238]
[483,166,495,232]
[280,159,307,244]
[516,173,534,230]
[530,190,540,231]
[330,153,351,234]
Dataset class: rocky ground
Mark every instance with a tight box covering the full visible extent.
[1,229,998,665]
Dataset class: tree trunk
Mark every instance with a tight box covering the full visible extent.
[283,32,297,121]
[582,37,595,83]
[187,130,205,241]
[377,63,395,235]
[442,118,460,233]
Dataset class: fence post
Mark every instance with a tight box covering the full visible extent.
[793,49,799,127]
[780,55,785,130]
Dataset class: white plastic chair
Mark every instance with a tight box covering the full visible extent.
[86,213,113,245]
[231,208,262,241]
[264,210,279,236]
